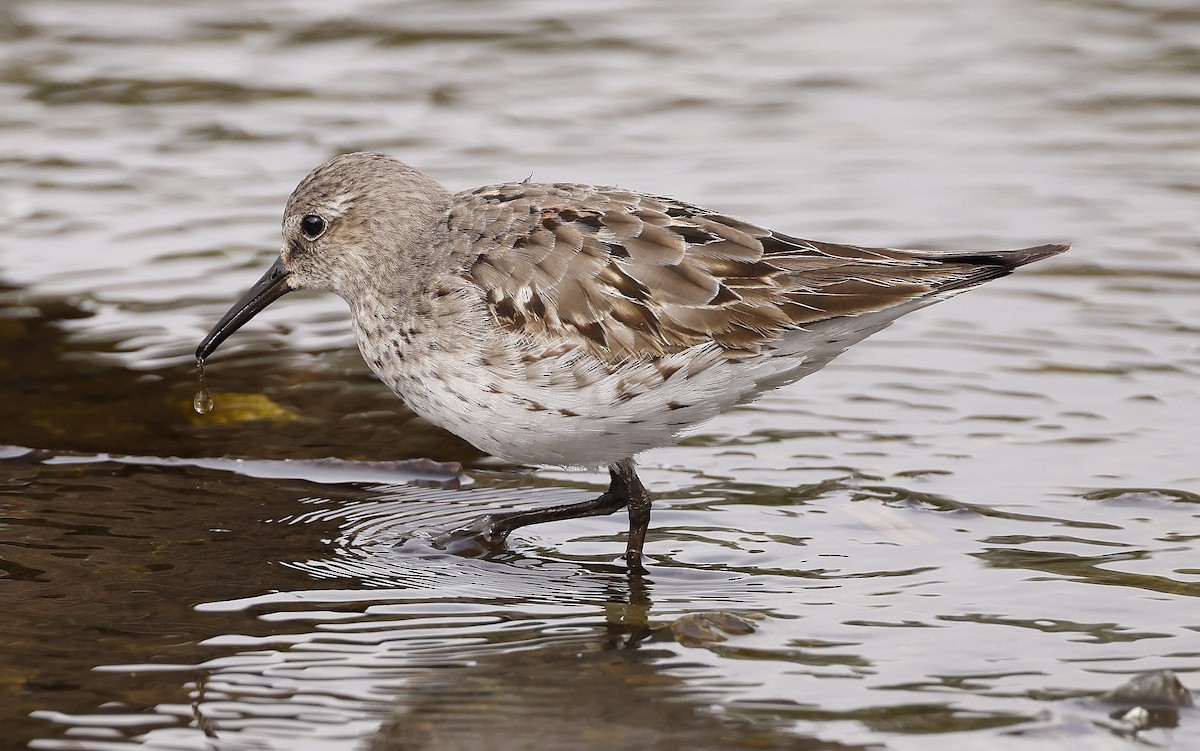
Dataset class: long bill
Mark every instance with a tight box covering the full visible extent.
[196,256,293,360]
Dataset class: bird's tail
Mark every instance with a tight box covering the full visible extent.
[918,242,1071,270]
[915,242,1070,294]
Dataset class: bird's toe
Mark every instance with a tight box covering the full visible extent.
[433,514,510,551]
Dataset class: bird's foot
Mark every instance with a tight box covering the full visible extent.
[433,514,511,553]
[622,549,649,576]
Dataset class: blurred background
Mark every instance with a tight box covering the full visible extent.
[0,0,1197,749]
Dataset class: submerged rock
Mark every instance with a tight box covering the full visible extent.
[1101,669,1194,732]
[669,611,758,647]
[1102,670,1193,709]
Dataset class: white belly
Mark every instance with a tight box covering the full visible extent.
[351,297,920,468]
[360,335,736,468]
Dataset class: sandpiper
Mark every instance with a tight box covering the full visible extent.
[197,152,1067,571]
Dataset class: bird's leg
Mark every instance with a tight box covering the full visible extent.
[612,458,653,574]
[444,458,653,570]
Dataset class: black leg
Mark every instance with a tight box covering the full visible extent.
[442,457,654,570]
[613,459,653,574]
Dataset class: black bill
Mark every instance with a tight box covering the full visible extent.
[196,256,293,360]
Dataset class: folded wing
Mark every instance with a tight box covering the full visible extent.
[448,182,1067,363]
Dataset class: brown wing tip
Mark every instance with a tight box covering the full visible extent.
[1002,242,1071,268]
[920,242,1070,270]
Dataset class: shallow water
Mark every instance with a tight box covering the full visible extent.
[1,0,1198,749]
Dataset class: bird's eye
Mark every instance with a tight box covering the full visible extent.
[300,214,327,240]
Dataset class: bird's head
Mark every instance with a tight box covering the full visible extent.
[196,152,450,360]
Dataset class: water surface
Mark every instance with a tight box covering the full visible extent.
[0,0,1197,748]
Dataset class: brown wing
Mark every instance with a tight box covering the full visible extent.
[449,182,1066,362]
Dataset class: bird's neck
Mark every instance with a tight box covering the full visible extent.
[340,210,458,321]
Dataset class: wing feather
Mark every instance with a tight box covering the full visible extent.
[449,182,1066,363]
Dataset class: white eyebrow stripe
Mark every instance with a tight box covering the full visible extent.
[322,192,356,220]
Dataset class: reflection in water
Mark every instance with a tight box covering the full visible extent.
[1,0,1199,748]
[368,629,854,751]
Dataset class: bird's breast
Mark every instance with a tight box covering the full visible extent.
[348,302,748,466]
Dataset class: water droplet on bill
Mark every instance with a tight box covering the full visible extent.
[194,357,214,415]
